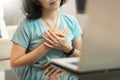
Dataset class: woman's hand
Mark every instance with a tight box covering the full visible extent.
[54,29,69,37]
[42,29,72,53]
[43,62,67,80]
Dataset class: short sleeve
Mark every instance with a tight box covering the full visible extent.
[73,18,83,40]
[11,19,30,48]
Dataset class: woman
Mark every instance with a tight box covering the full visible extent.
[10,0,83,80]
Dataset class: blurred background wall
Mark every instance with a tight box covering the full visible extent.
[3,0,88,26]
[3,0,23,26]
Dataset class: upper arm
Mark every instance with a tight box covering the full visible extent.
[11,19,30,48]
[10,19,30,67]
[72,36,82,51]
[72,17,83,51]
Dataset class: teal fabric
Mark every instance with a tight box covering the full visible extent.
[11,12,83,80]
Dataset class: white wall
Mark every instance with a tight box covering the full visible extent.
[61,0,89,29]
[60,0,76,17]
[4,0,76,26]
[0,0,9,38]
[0,0,4,19]
[3,0,24,25]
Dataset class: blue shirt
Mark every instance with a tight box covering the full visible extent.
[11,12,83,80]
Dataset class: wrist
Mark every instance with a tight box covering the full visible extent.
[63,45,75,57]
[64,47,75,57]
[64,45,72,53]
[42,42,52,50]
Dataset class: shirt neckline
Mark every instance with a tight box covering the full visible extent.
[37,12,63,32]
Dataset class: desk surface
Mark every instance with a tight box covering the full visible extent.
[78,70,120,80]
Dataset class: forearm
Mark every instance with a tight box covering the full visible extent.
[70,48,80,57]
[11,43,51,68]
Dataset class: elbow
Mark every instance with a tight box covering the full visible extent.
[10,59,18,68]
[10,62,15,68]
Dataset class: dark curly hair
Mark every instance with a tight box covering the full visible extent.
[23,0,67,20]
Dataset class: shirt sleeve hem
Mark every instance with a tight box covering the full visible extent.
[11,39,28,48]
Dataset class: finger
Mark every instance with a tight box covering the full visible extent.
[43,42,53,48]
[45,67,56,77]
[43,62,51,67]
[48,29,59,40]
[43,36,58,47]
[58,29,69,37]
[62,28,66,33]
[48,70,58,78]
[55,32,64,37]
[50,76,55,80]
[45,65,59,77]
[45,75,51,80]
[43,36,55,45]
[62,29,69,36]
[45,31,58,43]
[44,64,53,72]
[49,68,61,77]
[64,29,69,34]
[58,71,67,77]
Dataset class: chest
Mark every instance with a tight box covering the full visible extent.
[27,21,74,52]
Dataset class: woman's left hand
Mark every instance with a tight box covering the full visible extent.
[42,29,72,53]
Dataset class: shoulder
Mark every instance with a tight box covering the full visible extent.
[60,12,77,22]
[15,18,34,35]
[60,12,78,26]
[18,18,32,27]
[18,18,38,30]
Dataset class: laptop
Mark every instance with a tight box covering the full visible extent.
[51,21,120,75]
